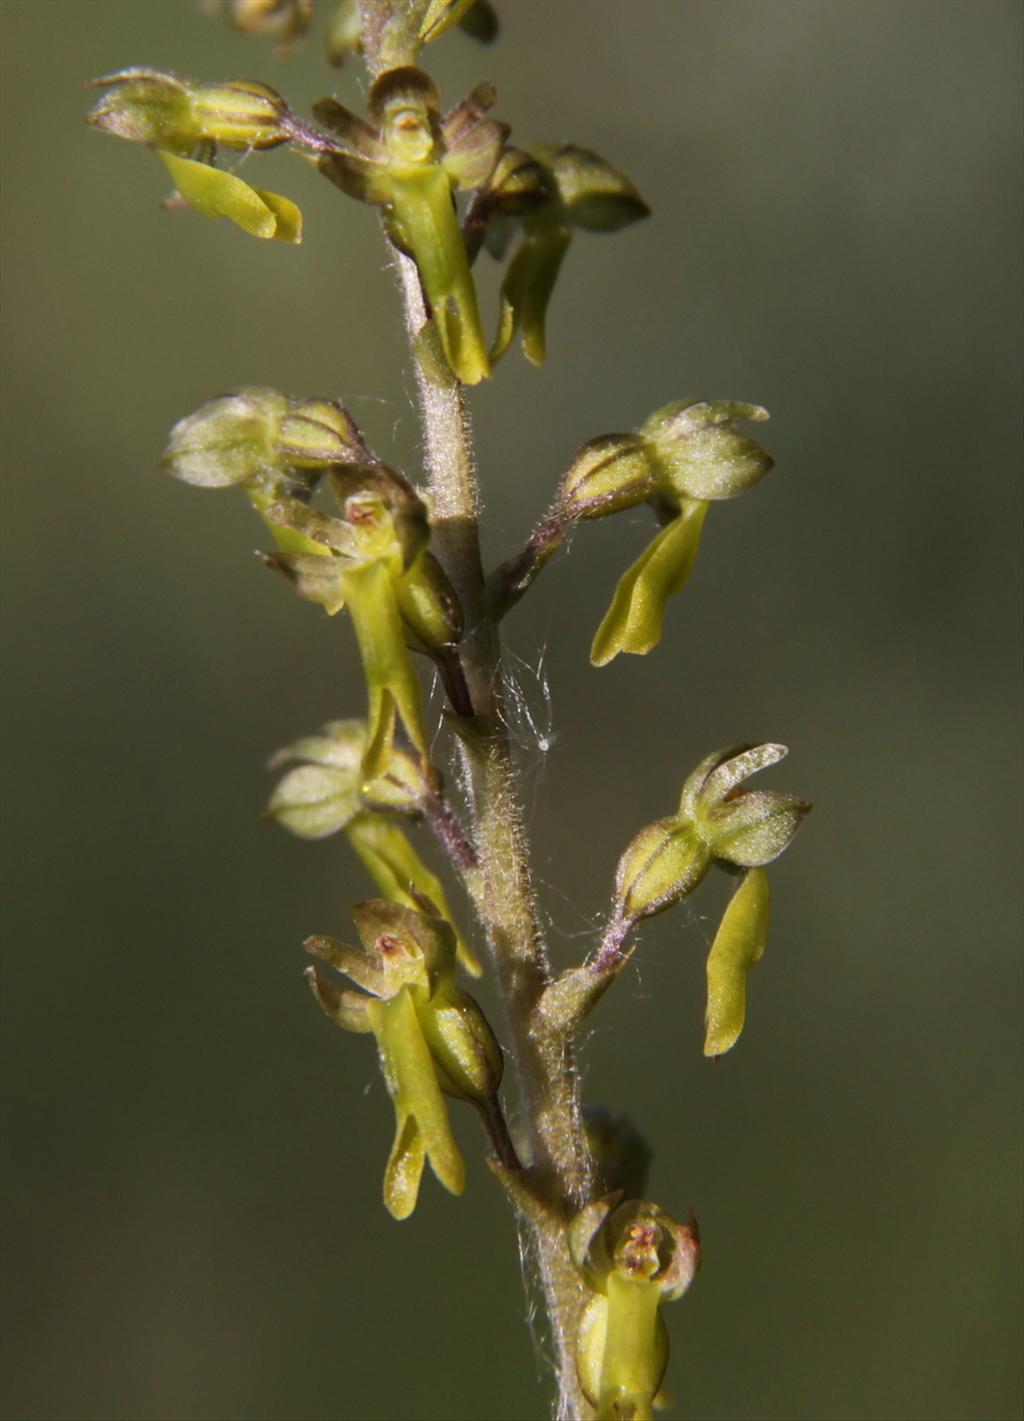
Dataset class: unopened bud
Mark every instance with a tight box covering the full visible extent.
[88,69,293,153]
[557,434,655,521]
[419,984,503,1106]
[279,398,367,468]
[220,0,314,53]
[614,817,711,925]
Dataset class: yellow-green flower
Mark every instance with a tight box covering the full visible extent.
[306,900,502,1218]
[316,67,508,383]
[88,68,303,241]
[570,1196,700,1421]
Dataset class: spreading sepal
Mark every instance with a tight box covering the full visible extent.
[570,1196,700,1421]
[305,899,502,1217]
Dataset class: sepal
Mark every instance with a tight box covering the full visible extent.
[643,400,772,501]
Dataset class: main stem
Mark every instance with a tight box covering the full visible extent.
[396,253,594,1421]
[357,10,594,1415]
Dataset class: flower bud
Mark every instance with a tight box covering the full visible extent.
[218,0,314,55]
[394,552,463,657]
[419,983,503,1106]
[325,0,363,65]
[279,398,368,468]
[454,0,498,44]
[584,1107,652,1200]
[614,817,711,925]
[643,399,773,502]
[88,69,293,153]
[557,435,656,522]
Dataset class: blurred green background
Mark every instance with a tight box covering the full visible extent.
[2,2,1021,1418]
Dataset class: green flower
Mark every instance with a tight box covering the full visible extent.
[316,67,508,383]
[550,399,773,664]
[88,68,303,241]
[612,743,809,1054]
[570,1196,700,1421]
[266,476,459,783]
[163,391,464,778]
[306,900,502,1218]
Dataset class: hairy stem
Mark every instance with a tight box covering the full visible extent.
[357,8,595,1412]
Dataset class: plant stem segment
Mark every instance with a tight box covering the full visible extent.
[357,7,595,1412]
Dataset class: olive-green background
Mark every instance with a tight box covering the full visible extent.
[2,2,1021,1418]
